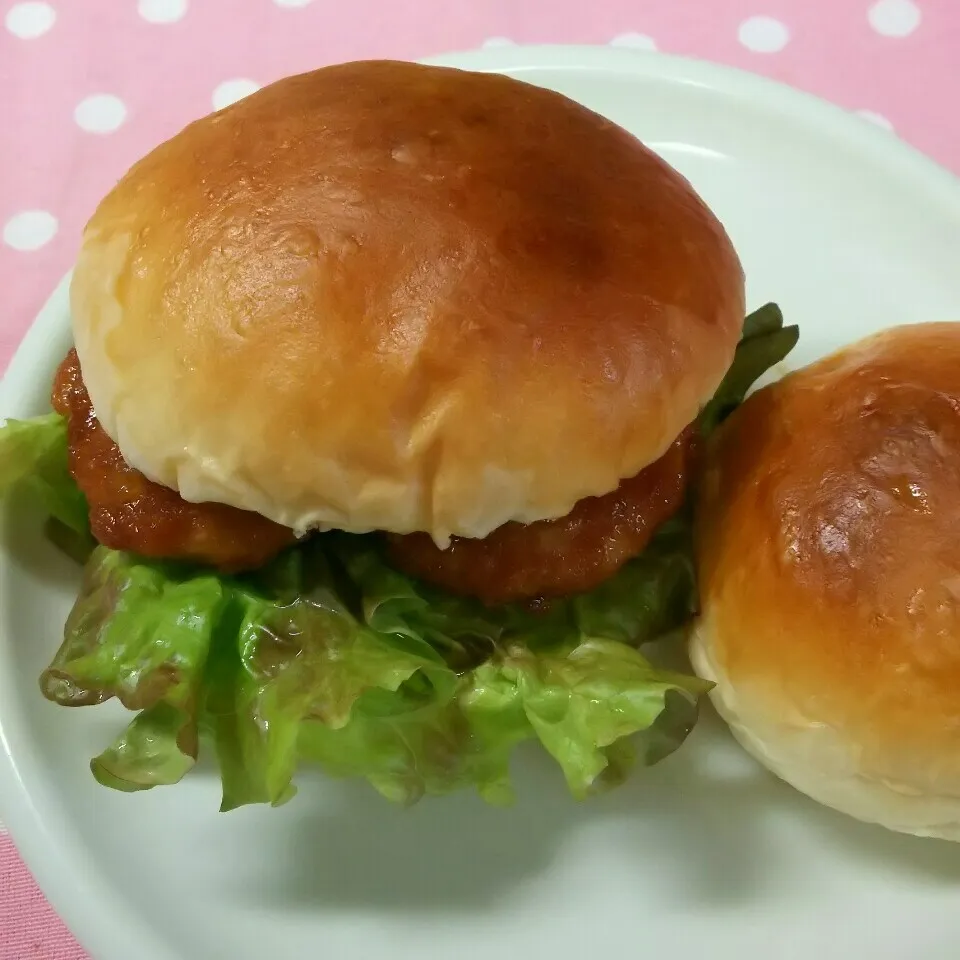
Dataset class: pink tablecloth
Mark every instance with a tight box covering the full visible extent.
[1,0,958,956]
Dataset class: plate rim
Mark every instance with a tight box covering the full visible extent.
[2,43,960,960]
[422,44,960,198]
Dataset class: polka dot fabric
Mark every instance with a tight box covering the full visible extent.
[0,0,957,955]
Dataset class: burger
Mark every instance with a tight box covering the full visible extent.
[0,60,797,810]
[693,322,960,840]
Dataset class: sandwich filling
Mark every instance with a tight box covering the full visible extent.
[54,346,696,605]
[1,305,797,809]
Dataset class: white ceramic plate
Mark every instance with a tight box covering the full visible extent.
[3,45,960,960]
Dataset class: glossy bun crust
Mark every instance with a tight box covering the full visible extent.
[692,322,960,840]
[70,60,744,542]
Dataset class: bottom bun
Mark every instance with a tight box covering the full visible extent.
[690,629,960,841]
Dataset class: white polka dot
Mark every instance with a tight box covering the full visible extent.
[138,0,187,23]
[212,79,259,111]
[737,16,790,52]
[272,0,314,6]
[4,2,56,38]
[481,36,515,48]
[3,211,58,251]
[868,0,921,36]
[74,94,127,134]
[610,32,658,51]
[857,109,895,131]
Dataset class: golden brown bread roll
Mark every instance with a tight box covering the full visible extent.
[69,59,744,544]
[692,322,960,840]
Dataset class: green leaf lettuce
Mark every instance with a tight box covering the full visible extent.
[39,535,706,808]
[0,413,92,557]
